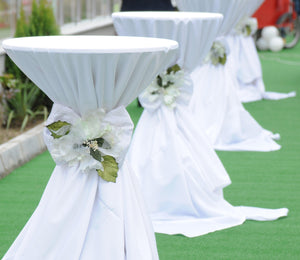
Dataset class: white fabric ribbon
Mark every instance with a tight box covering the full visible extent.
[45,104,133,176]
[139,69,193,112]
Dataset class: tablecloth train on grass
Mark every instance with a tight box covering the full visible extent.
[113,11,288,238]
[226,0,296,102]
[177,0,282,151]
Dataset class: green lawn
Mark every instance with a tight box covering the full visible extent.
[1,43,300,259]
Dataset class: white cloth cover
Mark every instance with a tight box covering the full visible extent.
[177,0,281,151]
[3,36,178,115]
[2,35,178,260]
[128,104,288,237]
[243,0,265,17]
[227,34,296,102]
[190,58,281,151]
[226,0,296,102]
[113,12,288,237]
[112,12,223,72]
[176,0,249,36]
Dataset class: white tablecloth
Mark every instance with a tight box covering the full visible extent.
[226,0,296,102]
[178,0,282,151]
[2,35,178,260]
[113,11,223,72]
[113,12,287,237]
[176,0,248,36]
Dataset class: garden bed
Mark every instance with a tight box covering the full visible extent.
[0,118,45,144]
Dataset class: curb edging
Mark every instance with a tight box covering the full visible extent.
[0,123,46,179]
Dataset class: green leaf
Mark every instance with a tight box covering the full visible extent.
[6,111,14,130]
[97,156,119,183]
[20,114,29,131]
[46,120,71,139]
[89,148,102,162]
[163,81,174,89]
[94,137,111,149]
[157,75,163,87]
[219,55,227,65]
[167,64,181,74]
[246,25,251,36]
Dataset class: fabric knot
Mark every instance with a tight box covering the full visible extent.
[44,104,133,183]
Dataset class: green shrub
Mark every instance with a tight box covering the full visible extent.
[0,74,48,131]
[5,0,60,78]
[3,0,60,130]
[28,0,60,36]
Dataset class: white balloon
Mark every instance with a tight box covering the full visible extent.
[256,37,269,51]
[269,37,285,52]
[262,26,279,41]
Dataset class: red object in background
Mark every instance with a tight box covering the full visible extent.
[253,0,294,28]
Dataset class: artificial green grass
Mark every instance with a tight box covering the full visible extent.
[0,152,54,256]
[1,44,300,259]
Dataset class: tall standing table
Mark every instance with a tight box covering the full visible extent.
[2,35,178,260]
[112,11,287,237]
[226,0,296,102]
[177,0,282,151]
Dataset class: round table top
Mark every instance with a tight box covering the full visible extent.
[176,0,250,36]
[3,35,179,114]
[2,35,178,54]
[113,11,223,71]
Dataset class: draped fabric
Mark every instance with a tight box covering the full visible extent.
[226,0,296,102]
[190,58,281,151]
[176,0,248,36]
[243,0,265,17]
[227,34,296,102]
[2,35,178,260]
[177,0,282,151]
[112,12,224,72]
[127,103,287,237]
[113,12,287,237]
[3,36,178,115]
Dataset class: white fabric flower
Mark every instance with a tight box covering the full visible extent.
[46,105,133,173]
[139,68,193,111]
[204,40,229,66]
[235,17,258,37]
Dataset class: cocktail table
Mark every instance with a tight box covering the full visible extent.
[177,0,282,151]
[113,11,287,237]
[2,35,178,260]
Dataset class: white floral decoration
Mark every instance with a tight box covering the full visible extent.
[46,107,131,183]
[204,40,230,66]
[140,65,185,109]
[235,17,258,37]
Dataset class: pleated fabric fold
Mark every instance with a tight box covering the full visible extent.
[190,55,281,152]
[127,95,288,238]
[112,12,223,73]
[4,38,178,115]
[3,162,159,260]
[176,0,248,36]
[227,34,296,103]
[3,105,159,260]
